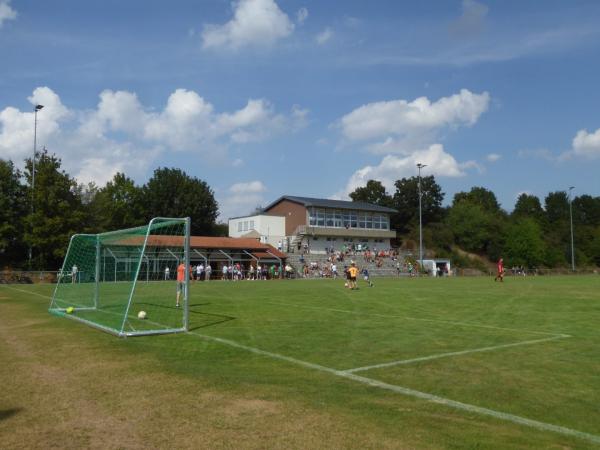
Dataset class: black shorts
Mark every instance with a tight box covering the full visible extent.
[346,272,352,280]
[350,276,357,282]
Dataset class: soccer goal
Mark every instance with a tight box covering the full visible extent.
[49,217,191,337]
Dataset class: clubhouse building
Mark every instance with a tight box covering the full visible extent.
[229,195,397,254]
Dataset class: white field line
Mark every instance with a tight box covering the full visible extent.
[342,335,569,373]
[186,330,600,446]
[6,285,600,444]
[263,300,570,338]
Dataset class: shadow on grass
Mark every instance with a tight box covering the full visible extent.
[0,408,22,422]
[188,310,236,330]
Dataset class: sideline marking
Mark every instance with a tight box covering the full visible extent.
[7,285,599,444]
[186,330,600,446]
[264,300,569,337]
[342,335,569,373]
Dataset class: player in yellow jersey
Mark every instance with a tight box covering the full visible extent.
[348,262,359,290]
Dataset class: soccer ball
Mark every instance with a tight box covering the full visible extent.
[66,306,74,314]
[137,311,147,320]
[344,282,349,288]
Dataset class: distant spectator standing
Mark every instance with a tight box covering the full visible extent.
[222,264,228,280]
[71,265,78,284]
[164,266,170,280]
[205,264,212,281]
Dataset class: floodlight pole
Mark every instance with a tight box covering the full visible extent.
[568,186,575,272]
[28,104,44,269]
[417,163,427,275]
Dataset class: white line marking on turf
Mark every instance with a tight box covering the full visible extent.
[1,285,55,300]
[264,300,570,338]
[8,285,599,444]
[186,330,600,445]
[342,335,569,373]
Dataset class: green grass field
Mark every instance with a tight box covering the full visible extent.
[1,275,600,449]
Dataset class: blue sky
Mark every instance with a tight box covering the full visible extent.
[1,0,599,220]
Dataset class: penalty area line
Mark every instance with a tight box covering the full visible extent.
[186,329,600,446]
[342,335,570,373]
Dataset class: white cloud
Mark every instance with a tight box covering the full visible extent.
[296,7,308,25]
[218,180,268,220]
[568,128,600,159]
[338,89,490,146]
[340,144,475,197]
[316,27,333,45]
[0,0,17,28]
[486,153,501,162]
[0,87,306,186]
[202,0,294,50]
[229,180,267,194]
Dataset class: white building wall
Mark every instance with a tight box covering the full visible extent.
[228,215,286,248]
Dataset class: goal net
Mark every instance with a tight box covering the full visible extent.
[49,217,190,337]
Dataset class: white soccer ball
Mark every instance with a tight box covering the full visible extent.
[344,282,349,288]
[137,310,147,320]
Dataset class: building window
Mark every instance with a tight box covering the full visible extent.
[326,210,335,227]
[334,210,343,227]
[237,222,242,232]
[249,220,255,230]
[316,209,325,227]
[350,211,358,228]
[309,207,317,226]
[381,216,389,230]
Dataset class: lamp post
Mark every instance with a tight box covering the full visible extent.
[417,163,427,274]
[28,104,44,268]
[568,186,575,272]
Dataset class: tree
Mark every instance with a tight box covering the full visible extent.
[392,175,444,233]
[23,150,87,269]
[542,191,571,266]
[504,218,546,268]
[453,186,501,213]
[544,191,570,223]
[349,180,393,207]
[88,173,144,232]
[448,187,507,261]
[512,193,544,222]
[140,167,218,236]
[0,159,27,267]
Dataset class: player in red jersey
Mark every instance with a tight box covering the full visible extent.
[494,258,505,282]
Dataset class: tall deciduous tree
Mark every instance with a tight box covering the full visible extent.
[23,150,87,269]
[141,167,218,236]
[88,173,144,232]
[0,160,27,267]
[448,187,507,260]
[504,218,546,268]
[512,193,544,223]
[543,191,571,265]
[392,175,444,233]
[453,186,501,213]
[349,180,393,207]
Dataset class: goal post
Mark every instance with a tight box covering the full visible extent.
[49,217,191,337]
